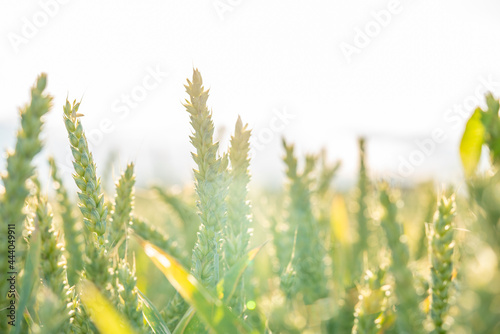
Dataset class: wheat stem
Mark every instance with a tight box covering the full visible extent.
[108,163,135,258]
[0,75,52,328]
[49,157,84,286]
[184,69,229,288]
[428,194,456,333]
[281,140,328,304]
[223,116,253,314]
[379,187,424,334]
[36,194,72,332]
[62,99,110,295]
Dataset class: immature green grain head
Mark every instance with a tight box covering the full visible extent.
[354,138,370,274]
[63,99,111,294]
[69,293,96,334]
[428,194,456,333]
[281,139,328,304]
[35,194,72,332]
[315,149,341,198]
[223,116,253,315]
[109,163,136,256]
[114,258,145,331]
[184,69,229,288]
[49,156,84,286]
[63,100,108,248]
[225,116,252,264]
[0,74,52,226]
[379,186,424,334]
[0,74,52,332]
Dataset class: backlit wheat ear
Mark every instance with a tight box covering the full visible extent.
[184,68,229,288]
[62,99,110,291]
[35,194,72,332]
[428,194,456,333]
[162,292,188,331]
[379,186,424,334]
[0,74,52,227]
[223,116,252,314]
[315,149,341,198]
[63,100,107,246]
[70,294,96,334]
[281,139,328,304]
[0,74,52,332]
[354,138,370,275]
[115,258,145,331]
[49,157,84,286]
[109,163,135,257]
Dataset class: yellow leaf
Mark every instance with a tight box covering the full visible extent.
[330,195,350,244]
[460,108,485,177]
[138,239,254,334]
[80,280,137,334]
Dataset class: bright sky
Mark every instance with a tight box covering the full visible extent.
[1,0,500,188]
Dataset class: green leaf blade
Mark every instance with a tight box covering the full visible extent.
[137,289,172,334]
[138,239,255,334]
[217,242,267,303]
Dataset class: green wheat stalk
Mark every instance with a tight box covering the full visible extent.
[223,116,252,314]
[379,186,424,334]
[0,74,52,332]
[108,163,135,257]
[185,68,229,287]
[161,69,230,331]
[114,258,145,331]
[35,194,72,332]
[62,99,110,291]
[69,292,96,334]
[282,140,328,304]
[428,194,456,333]
[354,138,370,275]
[0,75,52,328]
[315,149,341,198]
[49,156,84,286]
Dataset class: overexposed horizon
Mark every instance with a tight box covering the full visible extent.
[1,0,500,189]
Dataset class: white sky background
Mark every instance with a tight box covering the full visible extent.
[1,0,500,189]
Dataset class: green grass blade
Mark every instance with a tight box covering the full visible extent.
[217,242,267,303]
[172,307,199,334]
[138,239,254,334]
[170,243,265,333]
[13,226,41,334]
[137,289,172,334]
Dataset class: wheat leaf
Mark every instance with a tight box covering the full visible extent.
[13,226,41,334]
[80,280,137,334]
[137,289,172,334]
[138,238,255,334]
[217,242,267,302]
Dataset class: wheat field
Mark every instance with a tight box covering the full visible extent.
[0,70,499,334]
